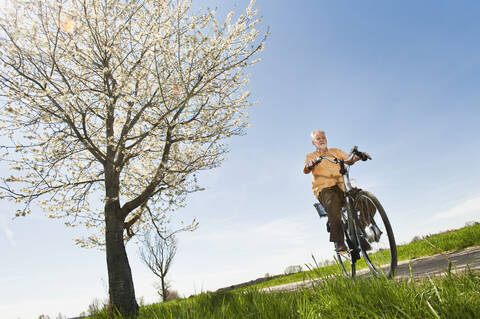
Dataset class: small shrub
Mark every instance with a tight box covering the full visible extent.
[166,290,180,301]
[410,235,422,243]
[465,221,479,227]
[284,265,302,275]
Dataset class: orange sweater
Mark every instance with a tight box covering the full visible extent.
[304,148,349,197]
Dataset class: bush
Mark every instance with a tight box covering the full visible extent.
[166,290,180,301]
[284,265,302,275]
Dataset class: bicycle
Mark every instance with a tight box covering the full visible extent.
[312,147,397,278]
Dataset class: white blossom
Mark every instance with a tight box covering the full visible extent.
[0,0,266,248]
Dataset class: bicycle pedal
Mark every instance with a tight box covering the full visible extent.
[337,252,352,261]
[335,248,352,256]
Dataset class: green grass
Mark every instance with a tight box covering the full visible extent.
[89,270,480,319]
[248,222,480,290]
[87,223,480,319]
[241,263,343,290]
[396,222,480,259]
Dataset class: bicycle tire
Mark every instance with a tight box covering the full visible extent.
[353,190,397,278]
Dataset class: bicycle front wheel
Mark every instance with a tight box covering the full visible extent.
[353,190,397,278]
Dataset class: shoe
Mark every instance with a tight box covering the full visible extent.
[360,237,372,251]
[334,241,348,253]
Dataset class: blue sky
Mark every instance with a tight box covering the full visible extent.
[1,1,480,318]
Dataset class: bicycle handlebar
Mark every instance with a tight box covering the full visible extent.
[351,146,369,161]
[307,146,370,171]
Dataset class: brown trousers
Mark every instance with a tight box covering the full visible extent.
[317,185,345,242]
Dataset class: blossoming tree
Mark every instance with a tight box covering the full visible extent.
[0,0,265,316]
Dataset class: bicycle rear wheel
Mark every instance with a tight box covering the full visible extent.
[353,190,397,278]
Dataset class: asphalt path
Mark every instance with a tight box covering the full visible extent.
[261,245,480,292]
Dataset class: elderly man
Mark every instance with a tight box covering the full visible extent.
[303,130,371,252]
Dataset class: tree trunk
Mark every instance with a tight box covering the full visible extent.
[161,276,167,302]
[105,201,139,318]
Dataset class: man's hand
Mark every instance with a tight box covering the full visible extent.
[362,152,372,160]
[353,152,372,162]
[306,158,316,169]
[346,152,372,165]
[304,158,317,173]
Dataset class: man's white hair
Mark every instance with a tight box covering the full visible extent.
[310,130,325,141]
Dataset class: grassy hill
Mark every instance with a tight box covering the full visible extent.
[222,221,480,291]
[87,222,480,319]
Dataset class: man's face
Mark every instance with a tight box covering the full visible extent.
[313,132,328,150]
